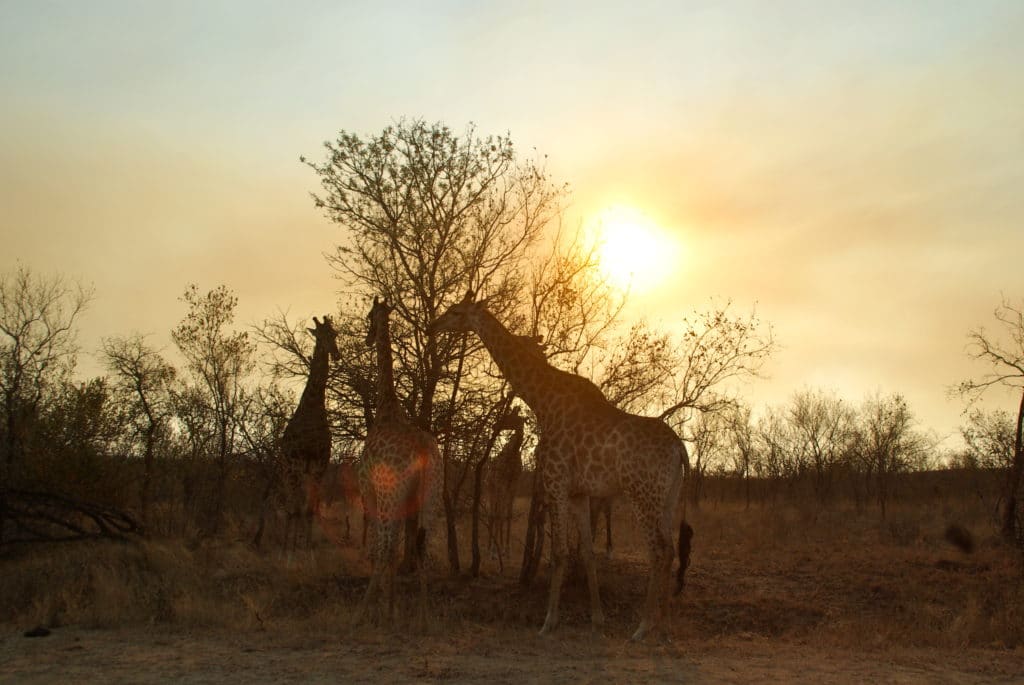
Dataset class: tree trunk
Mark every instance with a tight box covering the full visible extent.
[141,429,155,524]
[519,471,546,586]
[1001,390,1024,543]
[469,454,487,577]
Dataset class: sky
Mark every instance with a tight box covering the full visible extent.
[2,1,1022,446]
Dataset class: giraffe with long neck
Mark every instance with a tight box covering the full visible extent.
[486,405,527,571]
[355,297,441,628]
[432,292,689,641]
[278,315,340,554]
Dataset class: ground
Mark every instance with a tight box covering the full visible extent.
[2,498,1023,683]
[2,624,1021,684]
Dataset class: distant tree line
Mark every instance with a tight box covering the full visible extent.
[2,118,1020,564]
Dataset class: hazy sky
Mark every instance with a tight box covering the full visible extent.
[2,1,1022,445]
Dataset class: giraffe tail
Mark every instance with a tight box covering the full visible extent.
[675,519,693,595]
[674,441,693,595]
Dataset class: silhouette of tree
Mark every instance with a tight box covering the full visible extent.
[856,391,928,518]
[171,284,255,536]
[102,334,176,523]
[959,296,1024,543]
[0,266,92,543]
[787,388,855,503]
[305,119,565,571]
[960,408,1016,470]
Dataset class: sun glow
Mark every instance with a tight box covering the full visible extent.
[588,206,680,293]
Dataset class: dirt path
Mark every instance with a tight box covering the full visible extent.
[3,625,1021,684]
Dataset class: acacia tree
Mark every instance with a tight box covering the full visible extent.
[0,266,92,478]
[102,334,176,522]
[959,297,1024,543]
[0,266,92,543]
[960,409,1016,470]
[856,391,928,518]
[787,388,855,503]
[305,120,565,571]
[755,405,796,505]
[726,402,757,508]
[171,284,255,536]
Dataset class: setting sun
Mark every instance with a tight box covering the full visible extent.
[588,206,680,293]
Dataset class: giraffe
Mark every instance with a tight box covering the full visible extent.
[486,405,527,572]
[278,315,340,555]
[354,297,441,628]
[431,292,690,641]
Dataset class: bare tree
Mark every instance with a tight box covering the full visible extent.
[171,284,256,535]
[305,119,565,572]
[960,408,1016,470]
[856,391,927,518]
[755,405,796,505]
[102,334,176,522]
[726,402,757,508]
[1,266,92,542]
[788,388,855,503]
[656,302,776,423]
[958,296,1024,542]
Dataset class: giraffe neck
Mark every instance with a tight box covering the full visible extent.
[374,319,406,424]
[296,336,331,413]
[472,311,560,421]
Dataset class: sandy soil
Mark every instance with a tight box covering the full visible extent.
[3,624,1022,684]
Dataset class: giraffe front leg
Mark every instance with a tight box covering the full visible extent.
[539,494,568,636]
[570,495,605,628]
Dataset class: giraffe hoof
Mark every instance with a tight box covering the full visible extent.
[630,622,651,642]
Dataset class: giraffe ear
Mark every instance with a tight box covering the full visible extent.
[312,316,322,326]
[461,289,474,304]
[373,296,380,306]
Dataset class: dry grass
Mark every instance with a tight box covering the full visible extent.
[2,495,1022,653]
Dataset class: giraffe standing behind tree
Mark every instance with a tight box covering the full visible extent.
[432,292,690,641]
[276,315,340,555]
[486,405,527,572]
[354,297,441,628]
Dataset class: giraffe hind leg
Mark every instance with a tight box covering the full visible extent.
[630,505,674,642]
[539,494,568,635]
[571,495,605,628]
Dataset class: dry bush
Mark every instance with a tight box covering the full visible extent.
[3,489,1022,652]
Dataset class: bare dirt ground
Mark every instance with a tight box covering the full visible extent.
[2,622,1021,684]
[3,500,1024,683]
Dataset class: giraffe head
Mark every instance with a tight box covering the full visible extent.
[310,315,341,361]
[365,296,394,347]
[431,290,488,334]
[494,405,526,434]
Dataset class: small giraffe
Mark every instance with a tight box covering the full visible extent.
[432,292,690,640]
[486,405,527,572]
[278,315,340,555]
[355,297,441,628]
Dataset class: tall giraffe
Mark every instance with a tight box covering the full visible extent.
[355,297,441,627]
[278,315,340,554]
[486,405,526,572]
[432,293,690,641]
